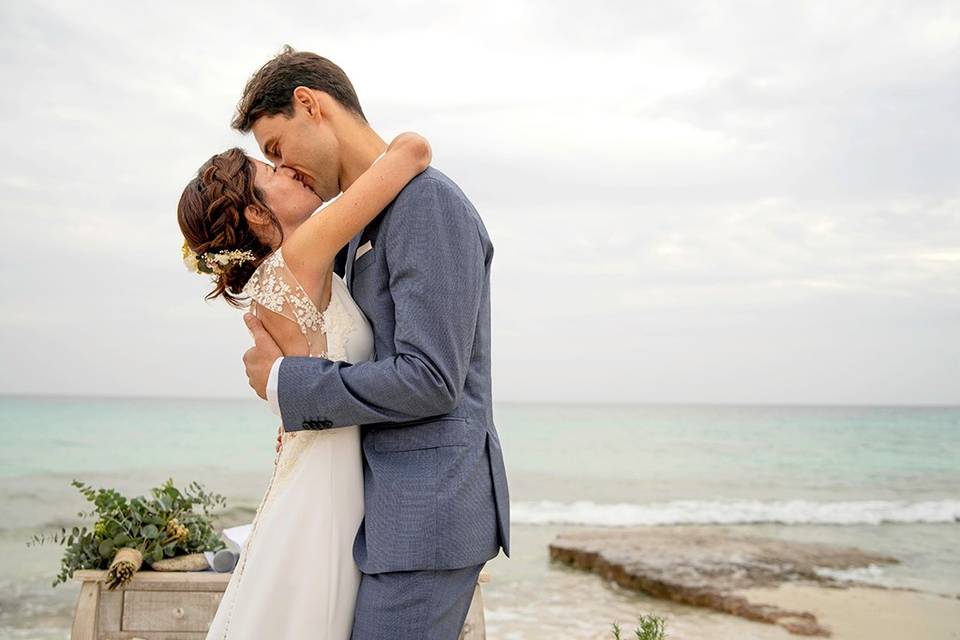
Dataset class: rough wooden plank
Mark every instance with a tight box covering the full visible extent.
[103,632,206,640]
[73,569,488,638]
[73,570,230,591]
[121,591,222,632]
[70,581,99,640]
[108,580,229,593]
[97,588,123,632]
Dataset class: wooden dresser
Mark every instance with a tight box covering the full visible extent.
[71,569,487,639]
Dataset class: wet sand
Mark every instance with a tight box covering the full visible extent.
[734,584,960,640]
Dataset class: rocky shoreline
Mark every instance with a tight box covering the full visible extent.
[549,526,903,637]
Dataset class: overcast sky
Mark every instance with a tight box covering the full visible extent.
[0,1,957,404]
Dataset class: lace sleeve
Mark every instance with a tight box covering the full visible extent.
[241,249,327,357]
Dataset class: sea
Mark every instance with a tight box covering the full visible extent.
[1,397,958,639]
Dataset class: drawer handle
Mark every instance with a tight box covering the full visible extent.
[173,606,185,619]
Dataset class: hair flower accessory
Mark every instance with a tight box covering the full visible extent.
[181,239,256,277]
[182,240,200,273]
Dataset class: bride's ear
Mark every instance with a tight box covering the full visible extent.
[244,203,267,225]
[244,204,272,235]
[245,204,276,247]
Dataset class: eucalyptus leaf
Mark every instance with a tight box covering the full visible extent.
[26,478,227,587]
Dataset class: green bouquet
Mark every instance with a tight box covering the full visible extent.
[28,478,227,589]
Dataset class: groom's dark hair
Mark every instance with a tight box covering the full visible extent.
[232,45,367,131]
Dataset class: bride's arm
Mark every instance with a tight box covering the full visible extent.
[282,132,431,282]
[247,133,430,362]
[250,301,311,358]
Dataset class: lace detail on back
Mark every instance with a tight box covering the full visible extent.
[241,249,327,357]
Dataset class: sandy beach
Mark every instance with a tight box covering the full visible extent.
[733,584,960,640]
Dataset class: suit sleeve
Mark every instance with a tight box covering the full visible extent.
[276,177,485,431]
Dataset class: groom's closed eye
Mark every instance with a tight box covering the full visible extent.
[260,139,272,159]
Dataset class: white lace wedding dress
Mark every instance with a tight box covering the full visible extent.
[204,248,374,640]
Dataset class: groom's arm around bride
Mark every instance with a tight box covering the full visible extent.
[239,47,509,639]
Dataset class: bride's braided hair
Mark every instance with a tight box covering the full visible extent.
[177,148,282,307]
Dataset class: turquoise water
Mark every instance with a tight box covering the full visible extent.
[1,397,958,638]
[4,398,958,500]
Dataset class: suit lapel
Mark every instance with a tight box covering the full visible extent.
[344,231,363,293]
[332,244,349,280]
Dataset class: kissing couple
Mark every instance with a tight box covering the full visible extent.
[177,46,510,639]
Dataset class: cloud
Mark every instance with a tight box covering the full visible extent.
[0,0,957,404]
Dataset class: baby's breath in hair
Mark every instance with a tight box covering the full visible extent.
[181,239,257,278]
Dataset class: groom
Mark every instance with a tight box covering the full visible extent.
[238,47,510,639]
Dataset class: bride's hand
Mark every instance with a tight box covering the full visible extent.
[275,424,283,455]
[243,313,283,400]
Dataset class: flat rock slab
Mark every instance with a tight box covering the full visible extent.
[549,526,900,637]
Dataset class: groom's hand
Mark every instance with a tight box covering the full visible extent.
[243,313,282,400]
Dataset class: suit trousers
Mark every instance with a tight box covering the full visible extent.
[350,562,484,640]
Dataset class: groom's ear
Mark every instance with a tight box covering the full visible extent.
[293,86,323,121]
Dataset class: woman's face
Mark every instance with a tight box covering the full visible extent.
[250,158,322,243]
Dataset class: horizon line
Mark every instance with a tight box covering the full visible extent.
[0,391,957,409]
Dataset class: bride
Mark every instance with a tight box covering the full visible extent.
[176,132,431,639]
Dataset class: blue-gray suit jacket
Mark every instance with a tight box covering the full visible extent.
[277,167,510,574]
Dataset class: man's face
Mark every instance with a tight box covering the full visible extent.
[251,101,341,202]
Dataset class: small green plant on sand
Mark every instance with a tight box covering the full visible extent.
[612,614,667,640]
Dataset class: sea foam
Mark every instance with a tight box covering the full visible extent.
[512,499,960,526]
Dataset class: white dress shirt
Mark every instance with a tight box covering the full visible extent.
[266,357,283,416]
